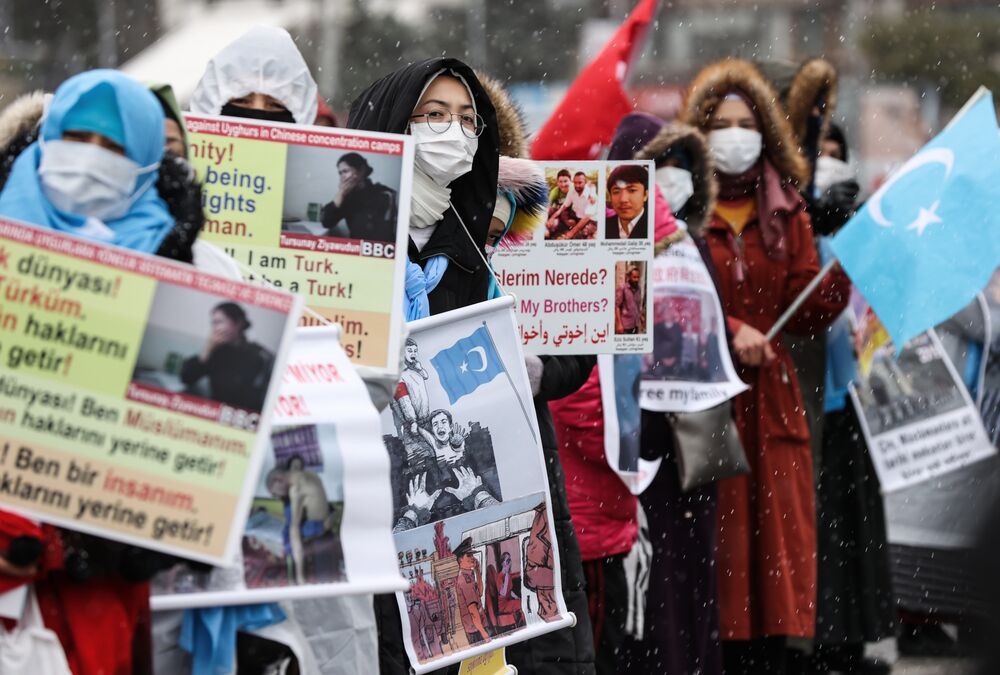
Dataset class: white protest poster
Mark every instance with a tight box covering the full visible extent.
[491,161,654,354]
[381,297,573,673]
[850,328,996,492]
[0,218,301,565]
[151,326,405,609]
[183,114,412,375]
[638,236,747,412]
[598,355,661,494]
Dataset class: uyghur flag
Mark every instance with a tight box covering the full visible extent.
[431,326,505,404]
[830,88,1000,348]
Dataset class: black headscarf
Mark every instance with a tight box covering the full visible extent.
[347,58,499,282]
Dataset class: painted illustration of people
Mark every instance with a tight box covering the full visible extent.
[393,409,500,532]
[407,595,443,661]
[486,551,525,633]
[454,538,492,646]
[390,338,435,466]
[523,504,559,621]
[265,461,344,584]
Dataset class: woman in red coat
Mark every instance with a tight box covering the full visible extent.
[680,59,850,674]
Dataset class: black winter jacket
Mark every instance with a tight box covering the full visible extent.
[347,58,500,314]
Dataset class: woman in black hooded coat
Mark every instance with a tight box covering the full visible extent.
[347,58,500,674]
[348,57,500,315]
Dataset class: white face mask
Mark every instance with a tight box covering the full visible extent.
[38,139,158,221]
[813,154,855,195]
[410,122,478,188]
[655,166,694,214]
[708,127,762,176]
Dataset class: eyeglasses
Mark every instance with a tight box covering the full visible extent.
[410,108,486,138]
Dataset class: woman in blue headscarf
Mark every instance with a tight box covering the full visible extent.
[0,69,209,675]
[0,69,178,255]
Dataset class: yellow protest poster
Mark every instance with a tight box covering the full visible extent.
[0,218,302,564]
[458,648,514,675]
[184,115,413,373]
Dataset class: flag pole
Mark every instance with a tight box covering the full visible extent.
[482,321,539,445]
[764,257,840,341]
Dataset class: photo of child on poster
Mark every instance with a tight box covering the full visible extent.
[152,422,347,596]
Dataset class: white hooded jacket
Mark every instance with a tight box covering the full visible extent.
[190,25,318,125]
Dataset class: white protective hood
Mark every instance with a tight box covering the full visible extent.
[189,24,318,124]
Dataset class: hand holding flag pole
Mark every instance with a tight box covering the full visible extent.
[765,87,1000,346]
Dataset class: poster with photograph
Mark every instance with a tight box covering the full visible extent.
[597,355,661,495]
[638,236,747,412]
[979,268,1000,445]
[381,298,573,673]
[0,217,301,564]
[151,326,405,609]
[849,317,996,492]
[184,114,413,373]
[491,161,655,355]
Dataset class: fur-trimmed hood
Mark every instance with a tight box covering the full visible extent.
[680,58,810,187]
[476,71,529,160]
[785,58,837,149]
[635,122,717,238]
[496,155,546,246]
[0,91,46,160]
[756,57,839,157]
[0,90,203,263]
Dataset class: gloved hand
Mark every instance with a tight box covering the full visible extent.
[811,179,860,236]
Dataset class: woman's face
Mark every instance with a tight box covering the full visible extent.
[62,130,125,156]
[709,97,759,132]
[210,310,244,344]
[412,75,476,133]
[338,162,361,184]
[228,92,290,114]
[164,118,185,158]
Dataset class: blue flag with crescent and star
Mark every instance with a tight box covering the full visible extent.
[431,326,505,404]
[830,89,1000,348]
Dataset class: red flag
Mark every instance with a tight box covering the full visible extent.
[530,0,660,160]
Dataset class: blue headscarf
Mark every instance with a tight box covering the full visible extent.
[0,69,174,254]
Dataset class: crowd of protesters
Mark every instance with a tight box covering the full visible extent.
[0,20,996,675]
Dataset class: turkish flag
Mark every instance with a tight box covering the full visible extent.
[530,0,660,161]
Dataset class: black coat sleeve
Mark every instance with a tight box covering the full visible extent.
[536,355,596,403]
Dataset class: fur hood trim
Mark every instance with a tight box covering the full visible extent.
[635,122,717,238]
[476,71,529,159]
[785,57,838,148]
[497,155,545,246]
[680,58,810,187]
[0,91,46,151]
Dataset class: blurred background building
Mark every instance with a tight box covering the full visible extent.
[1,0,998,191]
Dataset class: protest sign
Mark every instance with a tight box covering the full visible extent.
[980,268,1000,444]
[849,307,996,492]
[151,326,405,609]
[598,355,661,494]
[638,236,747,412]
[184,114,413,373]
[491,161,654,354]
[458,648,514,675]
[381,297,573,673]
[0,217,301,564]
